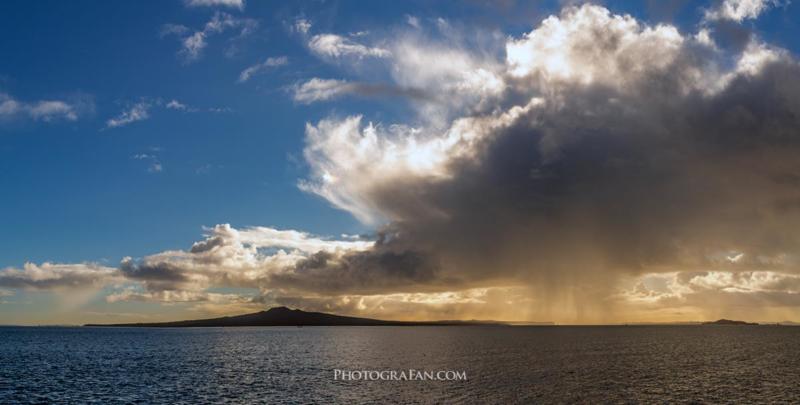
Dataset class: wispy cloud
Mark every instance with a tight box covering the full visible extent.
[237,56,288,83]
[0,92,92,123]
[165,99,189,111]
[703,0,777,22]
[166,99,209,113]
[132,152,163,173]
[184,0,245,10]
[105,102,150,129]
[292,78,353,104]
[160,24,189,37]
[405,15,421,29]
[105,99,230,129]
[308,34,390,59]
[162,12,258,62]
[291,78,429,104]
[292,18,311,35]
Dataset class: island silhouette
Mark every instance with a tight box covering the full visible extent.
[702,319,759,326]
[84,306,510,327]
[84,307,768,328]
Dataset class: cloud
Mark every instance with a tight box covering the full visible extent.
[308,34,391,59]
[106,288,253,304]
[105,102,150,129]
[132,152,163,173]
[9,4,800,322]
[165,99,229,113]
[105,99,227,128]
[291,78,430,104]
[161,24,189,37]
[165,99,189,111]
[184,0,245,10]
[117,224,374,294]
[292,4,800,321]
[0,263,119,290]
[237,56,288,83]
[292,18,311,35]
[208,106,233,113]
[406,15,421,29]
[162,12,258,62]
[291,78,354,103]
[0,92,91,123]
[704,0,776,22]
[616,270,800,320]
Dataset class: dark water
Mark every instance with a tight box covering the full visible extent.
[1,326,799,404]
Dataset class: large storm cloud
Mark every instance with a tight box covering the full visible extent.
[295,4,800,319]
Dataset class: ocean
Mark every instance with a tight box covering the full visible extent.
[1,325,799,403]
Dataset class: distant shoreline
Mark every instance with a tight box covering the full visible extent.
[76,307,799,328]
[3,323,798,328]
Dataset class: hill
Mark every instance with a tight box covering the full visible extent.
[702,319,759,326]
[84,306,507,327]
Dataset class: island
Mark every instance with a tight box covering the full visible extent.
[702,319,759,326]
[84,306,508,327]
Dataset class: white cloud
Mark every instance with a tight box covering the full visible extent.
[106,288,252,304]
[132,152,163,173]
[300,4,754,225]
[308,34,391,59]
[291,78,355,104]
[237,56,288,83]
[106,102,150,129]
[621,271,800,309]
[163,12,258,62]
[0,262,120,290]
[117,224,374,294]
[300,100,540,224]
[704,0,776,22]
[208,106,233,113]
[388,40,506,124]
[184,0,245,10]
[506,6,685,88]
[165,99,188,110]
[735,41,785,75]
[406,15,421,29]
[291,77,433,105]
[160,24,189,37]
[0,93,90,123]
[293,18,311,35]
[106,99,227,128]
[165,99,228,113]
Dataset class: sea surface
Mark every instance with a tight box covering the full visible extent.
[1,325,799,403]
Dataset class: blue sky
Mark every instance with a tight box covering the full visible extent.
[2,0,800,324]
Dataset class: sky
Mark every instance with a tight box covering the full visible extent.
[2,0,800,325]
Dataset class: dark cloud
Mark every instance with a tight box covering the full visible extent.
[119,258,192,292]
[367,60,800,287]
[706,19,754,52]
[270,248,443,295]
